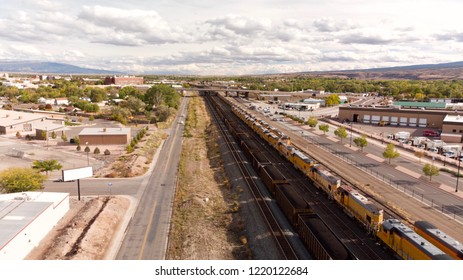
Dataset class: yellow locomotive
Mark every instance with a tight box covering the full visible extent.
[414,221,463,260]
[377,219,452,260]
[335,185,383,234]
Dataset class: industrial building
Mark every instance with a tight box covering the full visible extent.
[339,104,463,143]
[0,192,69,260]
[0,109,65,136]
[78,127,131,145]
[104,75,144,85]
[339,106,448,128]
[441,115,463,143]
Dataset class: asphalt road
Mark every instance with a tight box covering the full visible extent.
[279,119,463,220]
[116,97,189,260]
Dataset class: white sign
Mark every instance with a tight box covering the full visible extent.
[62,166,93,181]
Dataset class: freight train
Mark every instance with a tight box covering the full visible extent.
[218,96,455,260]
[219,100,352,259]
[414,221,463,260]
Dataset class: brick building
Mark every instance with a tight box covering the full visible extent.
[78,127,131,145]
[104,76,144,85]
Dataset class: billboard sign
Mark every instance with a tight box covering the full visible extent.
[62,166,93,181]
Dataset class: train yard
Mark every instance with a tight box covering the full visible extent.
[205,92,463,260]
[206,94,395,260]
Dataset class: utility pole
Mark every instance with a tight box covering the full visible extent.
[457,152,461,192]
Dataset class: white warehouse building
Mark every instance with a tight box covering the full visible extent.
[0,192,69,260]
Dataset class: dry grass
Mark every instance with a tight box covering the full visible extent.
[167,96,247,260]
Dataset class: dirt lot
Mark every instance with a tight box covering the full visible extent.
[25,196,129,260]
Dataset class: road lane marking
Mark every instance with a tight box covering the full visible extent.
[366,153,385,163]
[395,165,421,179]
[138,201,157,260]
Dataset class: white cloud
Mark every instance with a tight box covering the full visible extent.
[78,5,183,45]
[0,1,462,74]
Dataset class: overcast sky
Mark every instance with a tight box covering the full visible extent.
[1,0,462,75]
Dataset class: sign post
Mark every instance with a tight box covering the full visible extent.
[62,166,93,201]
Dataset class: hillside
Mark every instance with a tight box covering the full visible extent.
[0,60,119,74]
[299,61,463,80]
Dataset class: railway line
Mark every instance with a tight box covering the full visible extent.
[219,94,459,259]
[205,95,300,260]
[208,94,394,259]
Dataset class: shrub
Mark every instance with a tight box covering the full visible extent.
[76,145,81,151]
[104,149,111,156]
[93,147,100,154]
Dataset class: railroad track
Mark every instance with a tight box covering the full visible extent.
[236,118,385,259]
[215,95,391,259]
[205,95,300,260]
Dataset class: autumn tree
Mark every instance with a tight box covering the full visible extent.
[423,163,439,181]
[334,127,348,143]
[0,167,46,193]
[353,135,368,152]
[325,94,341,106]
[306,116,318,128]
[383,143,400,164]
[318,124,329,135]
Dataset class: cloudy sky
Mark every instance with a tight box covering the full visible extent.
[1,0,462,75]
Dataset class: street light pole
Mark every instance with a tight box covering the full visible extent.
[85,142,89,166]
[349,121,353,147]
[456,152,461,192]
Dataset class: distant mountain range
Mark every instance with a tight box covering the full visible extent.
[0,60,120,75]
[1,59,463,79]
[298,61,463,80]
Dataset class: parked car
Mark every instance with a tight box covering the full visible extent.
[443,151,456,158]
[423,130,439,137]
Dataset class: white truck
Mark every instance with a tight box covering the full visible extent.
[425,139,446,150]
[412,137,428,147]
[394,131,411,141]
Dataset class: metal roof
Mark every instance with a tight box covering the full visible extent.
[0,192,69,253]
[79,127,130,136]
[393,101,446,109]
[443,114,463,123]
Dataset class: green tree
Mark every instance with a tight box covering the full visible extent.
[41,130,47,140]
[89,88,107,103]
[422,163,439,181]
[61,131,68,142]
[51,131,57,139]
[84,146,90,153]
[353,135,368,152]
[334,127,348,143]
[89,115,95,122]
[119,86,141,99]
[0,167,46,193]
[306,116,318,128]
[121,96,146,115]
[32,160,63,175]
[383,143,400,164]
[94,147,100,154]
[110,106,132,125]
[73,136,80,146]
[318,124,329,135]
[144,84,180,109]
[104,149,111,156]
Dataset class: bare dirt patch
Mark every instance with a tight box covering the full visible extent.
[25,196,129,260]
